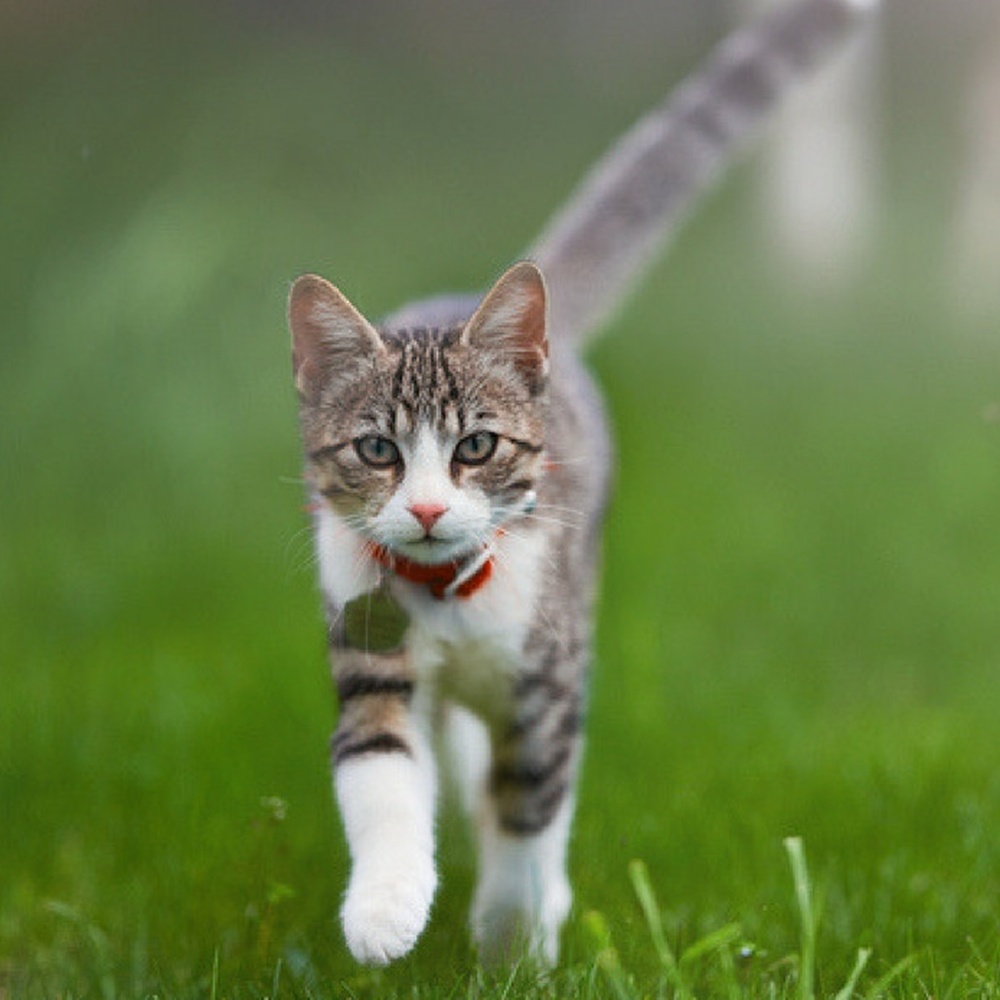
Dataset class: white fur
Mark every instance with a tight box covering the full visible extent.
[316,507,380,605]
[443,704,492,819]
[401,526,548,724]
[375,426,494,565]
[471,793,575,966]
[335,728,438,966]
[403,525,545,644]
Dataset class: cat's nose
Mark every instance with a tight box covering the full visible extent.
[407,503,448,533]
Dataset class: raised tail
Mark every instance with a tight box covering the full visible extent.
[528,0,878,345]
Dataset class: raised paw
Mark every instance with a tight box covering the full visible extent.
[341,867,436,966]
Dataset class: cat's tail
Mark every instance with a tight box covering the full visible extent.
[528,0,878,346]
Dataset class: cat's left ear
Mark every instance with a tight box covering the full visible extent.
[463,261,549,392]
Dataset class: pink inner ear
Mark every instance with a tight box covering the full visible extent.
[518,276,548,358]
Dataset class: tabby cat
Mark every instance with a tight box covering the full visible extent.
[287,0,875,967]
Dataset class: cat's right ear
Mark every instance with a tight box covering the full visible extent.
[288,274,385,402]
[462,261,549,393]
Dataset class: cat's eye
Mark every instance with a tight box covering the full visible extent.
[354,435,401,468]
[453,431,498,466]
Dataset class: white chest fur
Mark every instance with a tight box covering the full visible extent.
[315,509,548,723]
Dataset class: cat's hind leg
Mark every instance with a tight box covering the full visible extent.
[441,702,491,819]
[471,790,575,967]
[470,669,584,966]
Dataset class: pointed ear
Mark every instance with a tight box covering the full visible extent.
[462,261,549,389]
[287,274,385,401]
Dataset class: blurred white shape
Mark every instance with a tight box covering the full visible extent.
[949,15,1000,324]
[738,0,882,289]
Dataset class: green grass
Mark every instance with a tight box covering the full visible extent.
[3,4,1000,997]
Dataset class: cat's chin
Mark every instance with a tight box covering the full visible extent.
[392,537,479,566]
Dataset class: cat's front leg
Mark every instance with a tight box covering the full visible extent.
[471,671,584,966]
[331,648,437,966]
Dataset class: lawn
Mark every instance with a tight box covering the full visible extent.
[2,3,999,997]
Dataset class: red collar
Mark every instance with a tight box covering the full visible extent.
[369,543,494,600]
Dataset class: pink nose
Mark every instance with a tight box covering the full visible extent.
[408,503,448,533]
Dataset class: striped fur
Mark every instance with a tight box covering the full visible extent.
[287,0,875,968]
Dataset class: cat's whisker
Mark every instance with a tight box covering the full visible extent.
[534,502,587,517]
[491,525,566,587]
[283,525,322,579]
[522,512,585,531]
[355,536,381,565]
[494,506,584,533]
[287,548,319,580]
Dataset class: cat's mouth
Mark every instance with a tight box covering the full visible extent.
[397,536,469,565]
[379,533,484,567]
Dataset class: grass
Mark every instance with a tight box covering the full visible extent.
[2,3,1000,997]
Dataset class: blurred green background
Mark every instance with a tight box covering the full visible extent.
[1,0,999,995]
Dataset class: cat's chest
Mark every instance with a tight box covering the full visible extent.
[316,508,548,721]
[395,531,548,721]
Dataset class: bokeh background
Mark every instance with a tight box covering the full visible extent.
[2,0,999,994]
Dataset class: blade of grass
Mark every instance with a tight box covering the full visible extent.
[210,947,220,1000]
[784,836,817,1000]
[628,858,690,997]
[680,922,743,967]
[865,954,920,999]
[834,947,872,1000]
[716,937,744,1000]
[43,901,116,1000]
[270,956,283,1000]
[583,909,634,1000]
[681,921,745,1000]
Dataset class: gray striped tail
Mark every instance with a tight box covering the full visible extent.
[528,0,877,345]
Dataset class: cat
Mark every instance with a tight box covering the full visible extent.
[287,0,876,968]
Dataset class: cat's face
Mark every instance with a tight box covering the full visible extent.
[289,263,549,565]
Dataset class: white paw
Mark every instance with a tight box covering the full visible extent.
[341,864,437,966]
[472,872,571,967]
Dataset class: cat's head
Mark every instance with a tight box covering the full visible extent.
[288,262,549,566]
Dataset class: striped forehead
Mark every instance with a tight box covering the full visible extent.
[383,326,466,434]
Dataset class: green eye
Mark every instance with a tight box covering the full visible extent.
[454,431,498,466]
[355,435,400,468]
